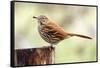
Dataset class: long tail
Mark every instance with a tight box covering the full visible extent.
[67,33,92,39]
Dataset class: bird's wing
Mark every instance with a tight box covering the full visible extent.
[46,20,67,36]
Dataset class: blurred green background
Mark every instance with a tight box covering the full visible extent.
[15,2,97,63]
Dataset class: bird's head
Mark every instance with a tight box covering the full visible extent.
[33,15,48,25]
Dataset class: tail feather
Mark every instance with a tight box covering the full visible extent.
[68,33,92,39]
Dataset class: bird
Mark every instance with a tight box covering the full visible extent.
[33,15,92,46]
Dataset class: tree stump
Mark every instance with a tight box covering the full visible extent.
[14,46,55,66]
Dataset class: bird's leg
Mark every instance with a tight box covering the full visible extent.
[50,44,54,50]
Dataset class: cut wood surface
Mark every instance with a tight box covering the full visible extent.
[14,46,55,66]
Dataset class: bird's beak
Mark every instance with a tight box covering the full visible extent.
[33,16,37,19]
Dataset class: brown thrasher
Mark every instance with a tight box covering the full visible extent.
[33,15,92,46]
